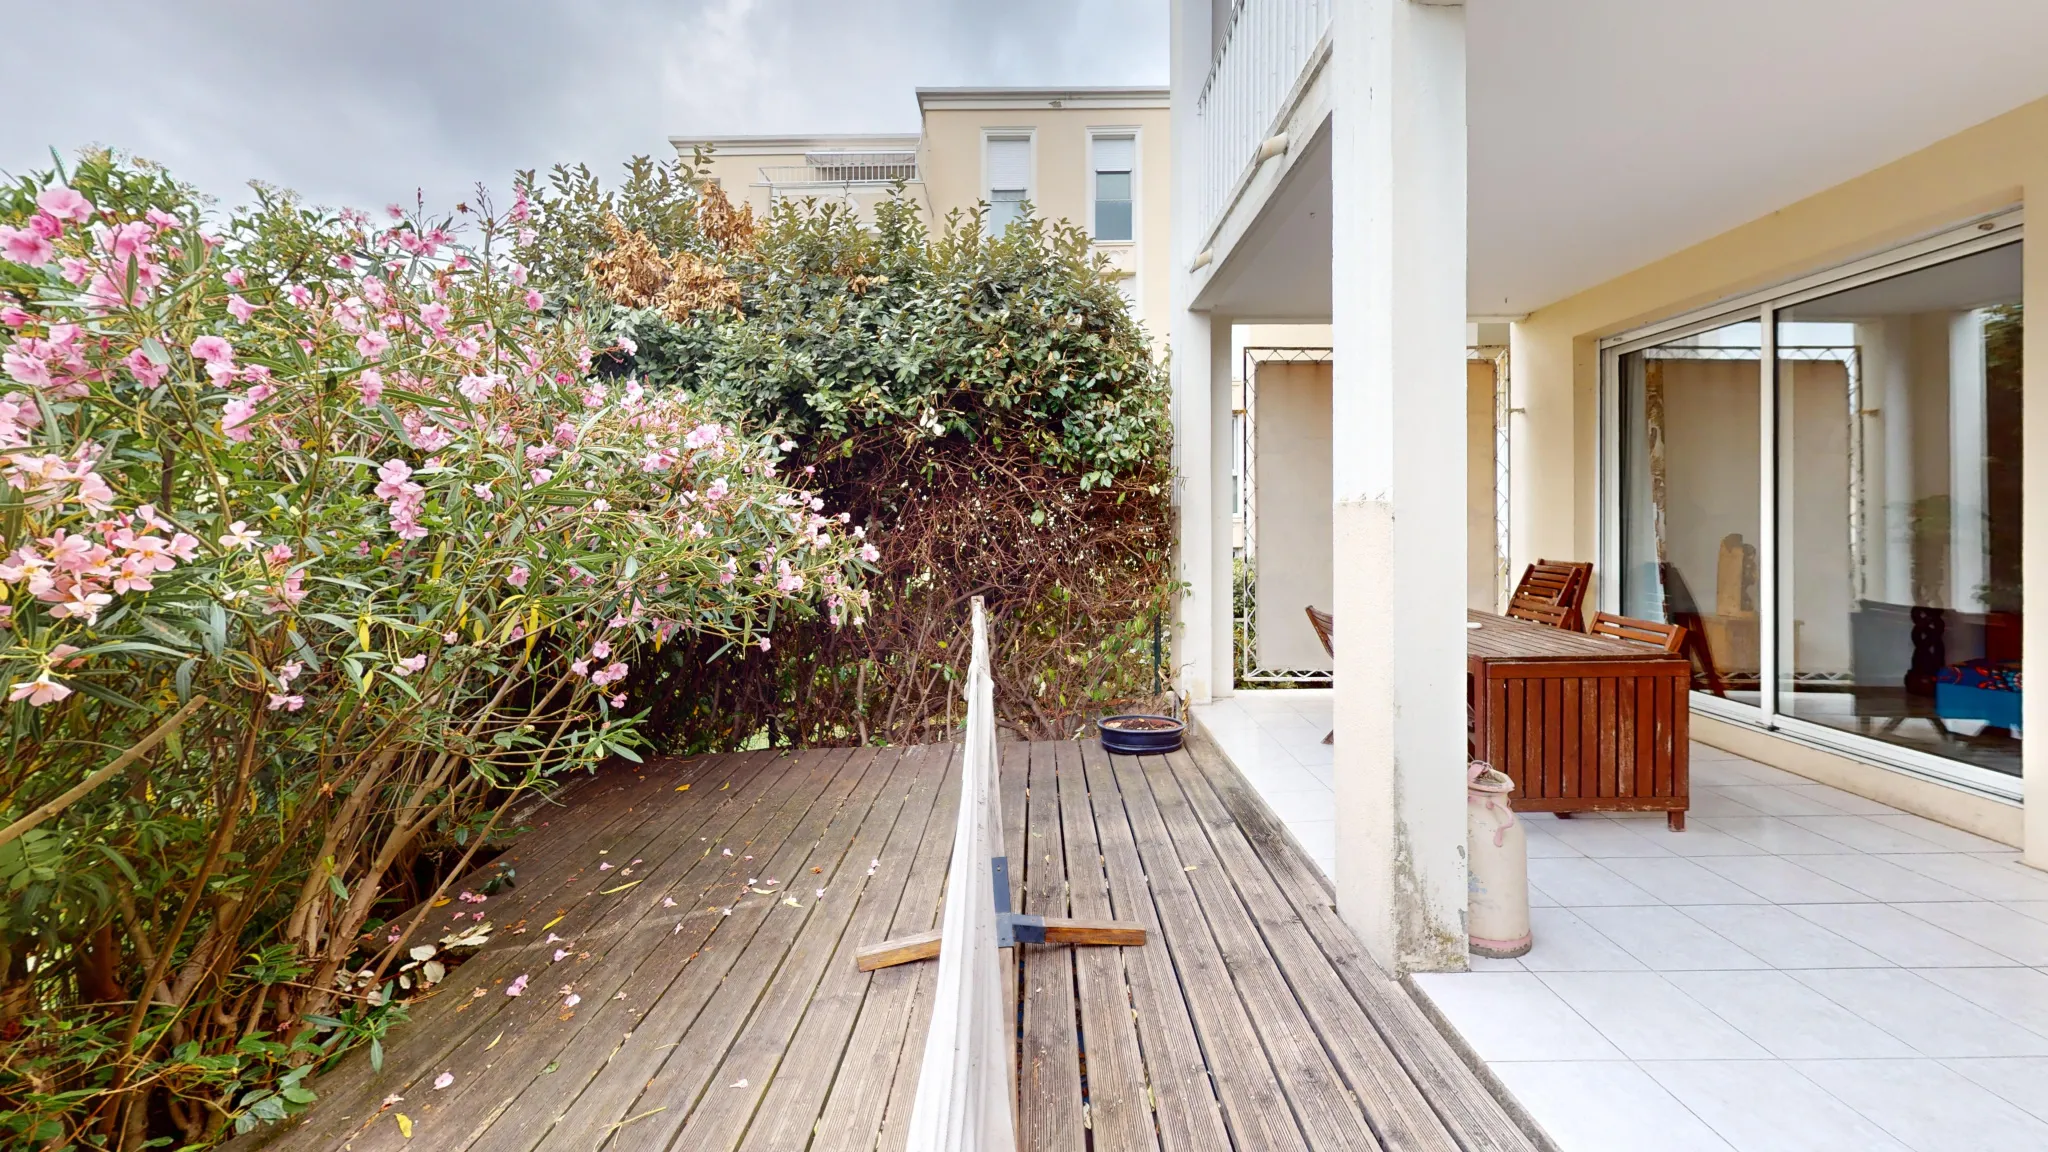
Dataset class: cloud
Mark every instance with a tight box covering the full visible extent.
[0,0,1167,213]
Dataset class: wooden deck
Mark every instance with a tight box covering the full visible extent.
[240,738,1537,1152]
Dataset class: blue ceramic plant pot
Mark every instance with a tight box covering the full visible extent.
[1098,714,1185,755]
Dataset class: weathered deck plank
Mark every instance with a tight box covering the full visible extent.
[243,740,1539,1152]
[1052,739,1160,1152]
[1018,741,1086,1150]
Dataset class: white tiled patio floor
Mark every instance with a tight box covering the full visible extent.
[1192,688,2048,1152]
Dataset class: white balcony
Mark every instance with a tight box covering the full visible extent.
[1192,0,1331,249]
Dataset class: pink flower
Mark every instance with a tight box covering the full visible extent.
[373,458,412,499]
[146,208,179,230]
[505,973,529,997]
[432,1072,454,1091]
[227,294,257,322]
[0,306,28,327]
[419,301,450,332]
[524,289,544,311]
[35,186,94,223]
[507,564,529,588]
[278,660,303,686]
[267,692,305,711]
[220,396,256,442]
[591,639,611,660]
[124,348,166,388]
[357,330,389,360]
[219,521,258,549]
[356,369,384,405]
[758,637,772,652]
[167,533,200,561]
[0,225,53,267]
[9,672,71,707]
[225,267,247,288]
[190,335,234,364]
[396,653,427,675]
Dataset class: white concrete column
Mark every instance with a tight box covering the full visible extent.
[1211,318,1237,697]
[1174,307,1218,702]
[1169,0,1219,703]
[1329,0,1470,973]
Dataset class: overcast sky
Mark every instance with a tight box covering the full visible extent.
[1,0,1168,214]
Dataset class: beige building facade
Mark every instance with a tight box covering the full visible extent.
[671,87,1172,343]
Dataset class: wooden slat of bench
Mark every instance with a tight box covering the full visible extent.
[267,751,767,1149]
[1103,749,1312,1152]
[1130,751,1378,1149]
[736,745,954,1152]
[1018,741,1086,1150]
[551,748,899,1150]
[470,747,878,1151]
[1078,741,1233,1152]
[343,749,833,1152]
[1180,737,1541,1152]
[662,744,943,1152]
[1158,747,1456,1152]
[811,746,962,1152]
[1052,739,1160,1152]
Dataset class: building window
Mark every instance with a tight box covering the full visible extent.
[985,135,1030,234]
[1093,135,1135,242]
[1608,225,2024,787]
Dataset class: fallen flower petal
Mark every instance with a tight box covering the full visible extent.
[432,1072,454,1090]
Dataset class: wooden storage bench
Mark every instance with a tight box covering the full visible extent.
[1468,610,1692,830]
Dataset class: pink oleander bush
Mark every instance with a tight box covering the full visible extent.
[0,152,869,1148]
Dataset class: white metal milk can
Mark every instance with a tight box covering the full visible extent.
[1467,760,1532,958]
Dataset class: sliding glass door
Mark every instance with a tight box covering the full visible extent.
[1775,243,2023,780]
[1605,219,2023,793]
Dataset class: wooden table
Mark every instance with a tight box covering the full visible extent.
[1468,610,1691,830]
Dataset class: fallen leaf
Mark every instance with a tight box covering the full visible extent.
[1184,865,1198,872]
[433,1072,454,1090]
[542,1061,559,1074]
[430,897,451,908]
[720,781,729,790]
[396,1113,413,1138]
[749,886,776,895]
[781,897,802,908]
[486,1031,503,1050]
[540,914,565,931]
[810,866,823,874]
[730,1078,748,1088]
[675,784,691,792]
[601,879,643,894]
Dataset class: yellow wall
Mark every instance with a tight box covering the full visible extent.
[918,101,1172,344]
[1510,95,2048,856]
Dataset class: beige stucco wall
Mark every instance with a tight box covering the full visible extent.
[1510,95,2048,856]
[918,99,1172,343]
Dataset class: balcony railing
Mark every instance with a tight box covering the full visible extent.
[1194,0,1331,247]
[759,153,918,187]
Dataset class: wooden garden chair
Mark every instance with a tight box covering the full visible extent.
[1590,611,1688,654]
[1504,596,1573,629]
[1305,606,1335,744]
[1512,559,1592,631]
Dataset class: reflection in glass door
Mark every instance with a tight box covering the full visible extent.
[1617,319,1763,702]
[1775,243,2023,778]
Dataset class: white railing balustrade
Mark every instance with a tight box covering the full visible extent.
[1193,0,1332,247]
[904,598,1013,1151]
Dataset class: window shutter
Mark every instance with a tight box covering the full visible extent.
[1093,135,1135,174]
[987,137,1030,193]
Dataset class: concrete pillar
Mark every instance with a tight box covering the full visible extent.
[1173,308,1218,702]
[1169,0,1218,703]
[1212,318,1237,697]
[1329,0,1470,974]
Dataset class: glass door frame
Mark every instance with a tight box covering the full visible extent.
[1598,208,2025,803]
